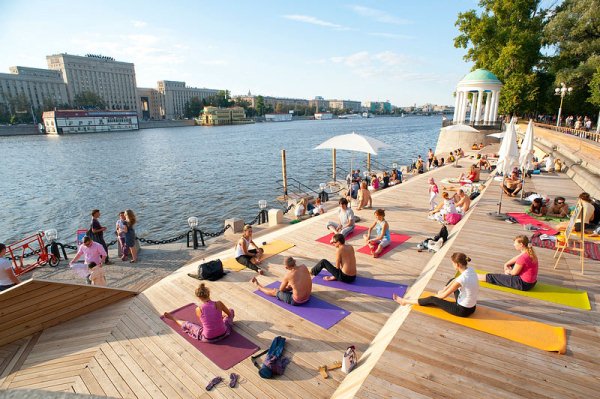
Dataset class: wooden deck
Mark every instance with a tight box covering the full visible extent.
[1,155,599,398]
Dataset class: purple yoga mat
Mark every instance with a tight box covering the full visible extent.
[312,271,407,299]
[254,282,350,329]
[161,303,259,370]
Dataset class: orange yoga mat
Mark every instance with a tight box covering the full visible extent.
[222,239,295,271]
[412,292,567,354]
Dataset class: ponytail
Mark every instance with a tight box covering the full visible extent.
[195,283,211,300]
[515,235,537,262]
[451,252,470,268]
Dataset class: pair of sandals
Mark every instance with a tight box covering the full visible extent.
[206,373,239,391]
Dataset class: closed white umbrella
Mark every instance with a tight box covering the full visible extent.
[492,120,519,217]
[518,120,535,199]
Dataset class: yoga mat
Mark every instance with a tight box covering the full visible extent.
[473,269,591,310]
[356,233,411,257]
[161,303,259,369]
[531,233,600,262]
[506,212,559,235]
[254,282,350,329]
[412,292,567,354]
[222,239,295,271]
[315,225,368,245]
[312,271,408,299]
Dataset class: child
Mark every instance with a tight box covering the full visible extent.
[88,262,106,286]
[309,197,325,216]
[428,177,439,211]
[116,212,129,261]
[364,209,390,258]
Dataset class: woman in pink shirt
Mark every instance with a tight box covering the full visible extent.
[479,235,538,291]
[163,283,234,342]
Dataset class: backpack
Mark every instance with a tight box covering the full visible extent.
[469,191,480,200]
[197,259,225,281]
[252,336,290,379]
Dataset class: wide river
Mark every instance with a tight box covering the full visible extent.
[1,116,441,244]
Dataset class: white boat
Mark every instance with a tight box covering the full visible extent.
[338,114,362,119]
[315,112,333,120]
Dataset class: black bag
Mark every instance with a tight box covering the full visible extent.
[469,191,480,200]
[197,259,225,281]
[433,225,449,243]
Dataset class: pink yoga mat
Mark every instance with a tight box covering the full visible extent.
[315,225,368,244]
[507,213,559,235]
[356,233,411,257]
[161,303,259,370]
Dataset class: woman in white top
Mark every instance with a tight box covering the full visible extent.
[393,252,478,317]
[234,225,264,274]
[294,198,307,219]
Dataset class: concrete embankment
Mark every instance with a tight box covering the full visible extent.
[0,125,39,136]
[138,120,195,129]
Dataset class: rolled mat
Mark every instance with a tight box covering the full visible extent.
[412,292,567,354]
[530,233,600,262]
[356,233,411,257]
[473,269,591,310]
[161,303,259,369]
[312,271,407,299]
[254,281,350,329]
[222,239,295,271]
[315,225,368,245]
[506,212,559,235]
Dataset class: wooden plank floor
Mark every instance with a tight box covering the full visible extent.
[2,154,599,398]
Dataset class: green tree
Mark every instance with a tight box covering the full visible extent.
[184,96,203,118]
[73,90,106,109]
[455,0,546,115]
[590,67,600,129]
[256,95,265,116]
[544,0,600,117]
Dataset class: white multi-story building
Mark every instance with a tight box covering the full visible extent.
[0,66,68,115]
[157,81,219,119]
[43,110,138,134]
[47,53,138,112]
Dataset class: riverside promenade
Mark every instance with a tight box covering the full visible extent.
[1,153,599,398]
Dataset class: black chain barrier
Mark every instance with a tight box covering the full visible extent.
[282,203,294,215]
[203,224,231,238]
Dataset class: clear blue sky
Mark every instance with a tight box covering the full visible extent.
[0,0,481,106]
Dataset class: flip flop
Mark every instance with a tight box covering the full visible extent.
[206,376,222,391]
[229,373,239,388]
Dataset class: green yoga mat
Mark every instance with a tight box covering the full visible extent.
[523,207,568,223]
[475,269,591,310]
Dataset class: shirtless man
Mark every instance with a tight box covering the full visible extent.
[546,197,569,218]
[311,234,357,283]
[252,257,312,305]
[455,189,471,214]
[502,172,522,197]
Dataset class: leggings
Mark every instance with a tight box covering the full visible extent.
[311,259,356,283]
[485,274,536,291]
[418,279,475,317]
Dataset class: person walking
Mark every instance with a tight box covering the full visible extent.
[123,209,138,263]
[90,209,110,264]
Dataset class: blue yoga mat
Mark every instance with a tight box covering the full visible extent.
[312,271,408,299]
[254,282,350,329]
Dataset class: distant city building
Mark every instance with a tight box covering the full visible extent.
[43,110,138,134]
[328,99,361,112]
[265,113,293,122]
[234,94,309,109]
[156,80,219,120]
[0,66,68,115]
[137,87,163,120]
[308,96,329,112]
[201,106,250,125]
[364,101,391,114]
[47,53,138,112]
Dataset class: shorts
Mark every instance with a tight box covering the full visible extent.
[276,290,301,306]
[369,238,390,248]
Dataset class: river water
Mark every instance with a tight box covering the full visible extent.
[1,116,441,244]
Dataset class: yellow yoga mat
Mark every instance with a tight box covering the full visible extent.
[474,269,591,311]
[222,239,295,271]
[413,292,567,354]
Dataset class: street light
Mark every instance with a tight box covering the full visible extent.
[45,229,58,242]
[319,183,329,203]
[392,162,398,169]
[187,216,203,249]
[187,217,199,230]
[555,82,573,127]
[258,200,268,224]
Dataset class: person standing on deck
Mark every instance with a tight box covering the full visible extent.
[311,234,357,283]
[90,209,110,264]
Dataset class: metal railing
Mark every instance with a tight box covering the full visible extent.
[534,122,600,143]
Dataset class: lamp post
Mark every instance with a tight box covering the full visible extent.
[555,82,573,127]
[258,200,268,224]
[44,228,67,262]
[187,216,203,249]
[319,183,329,203]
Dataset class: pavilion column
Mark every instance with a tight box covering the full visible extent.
[491,90,500,123]
[457,91,464,123]
[475,89,484,123]
[453,91,460,122]
[470,92,478,122]
[461,91,469,123]
[483,92,492,123]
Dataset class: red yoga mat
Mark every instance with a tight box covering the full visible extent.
[161,303,259,370]
[356,233,411,257]
[315,225,368,244]
[506,213,559,235]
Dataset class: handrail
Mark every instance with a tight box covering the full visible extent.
[275,176,322,196]
[361,158,392,172]
[533,122,600,143]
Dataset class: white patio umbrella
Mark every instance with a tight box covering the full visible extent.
[314,131,391,184]
[487,132,505,139]
[492,120,520,217]
[518,120,535,199]
[442,124,479,133]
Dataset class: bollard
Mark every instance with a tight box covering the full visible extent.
[224,218,245,235]
[268,209,283,227]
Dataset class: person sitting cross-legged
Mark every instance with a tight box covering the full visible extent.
[393,252,478,317]
[311,233,356,283]
[479,235,538,291]
[234,224,264,274]
[251,256,312,306]
[325,198,355,243]
[363,209,390,258]
[502,171,523,197]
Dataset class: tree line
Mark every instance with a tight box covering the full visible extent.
[455,0,599,120]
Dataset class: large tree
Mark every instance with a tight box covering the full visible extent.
[544,0,600,117]
[184,96,203,118]
[454,0,546,115]
[73,90,106,110]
